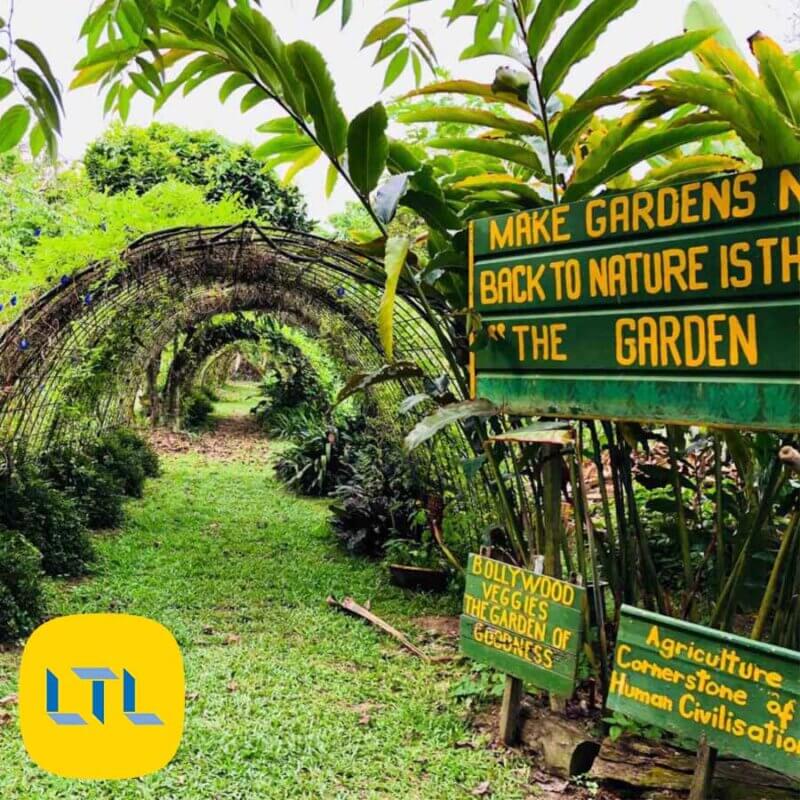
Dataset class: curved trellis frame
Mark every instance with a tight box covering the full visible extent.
[0,222,492,529]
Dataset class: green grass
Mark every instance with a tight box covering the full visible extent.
[0,404,532,798]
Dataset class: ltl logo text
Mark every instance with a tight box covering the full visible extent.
[20,614,184,779]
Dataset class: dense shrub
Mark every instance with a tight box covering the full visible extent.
[0,465,94,577]
[38,447,125,529]
[182,388,215,431]
[330,434,423,557]
[92,428,160,498]
[0,528,45,641]
[85,123,311,230]
[274,424,353,497]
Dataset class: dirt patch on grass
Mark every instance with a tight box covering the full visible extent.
[148,413,269,463]
[414,615,460,640]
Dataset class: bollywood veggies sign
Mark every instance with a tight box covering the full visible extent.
[460,554,586,697]
[468,165,800,430]
[608,606,800,778]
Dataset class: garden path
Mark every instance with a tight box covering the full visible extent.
[0,386,547,799]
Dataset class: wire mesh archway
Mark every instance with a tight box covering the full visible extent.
[0,222,493,528]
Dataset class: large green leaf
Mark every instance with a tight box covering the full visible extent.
[565,119,731,200]
[347,102,389,195]
[405,79,529,111]
[541,0,637,99]
[731,83,800,166]
[0,105,31,153]
[684,0,742,55]
[640,154,744,188]
[404,399,499,452]
[551,29,715,152]
[336,361,424,404]
[15,39,62,108]
[750,33,800,126]
[427,136,544,174]
[452,173,548,203]
[526,0,581,64]
[377,237,411,362]
[287,41,348,159]
[396,106,543,136]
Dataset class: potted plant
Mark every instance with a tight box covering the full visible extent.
[385,529,449,593]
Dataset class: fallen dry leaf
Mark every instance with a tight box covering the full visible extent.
[185,691,200,702]
[0,711,12,726]
[472,781,492,797]
[227,681,238,693]
[224,633,241,645]
[358,714,370,726]
[201,625,214,635]
[0,693,18,706]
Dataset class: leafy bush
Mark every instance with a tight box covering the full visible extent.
[182,388,215,431]
[85,123,311,230]
[0,528,45,642]
[274,424,352,497]
[38,446,125,529]
[330,434,423,557]
[0,465,94,577]
[92,428,160,498]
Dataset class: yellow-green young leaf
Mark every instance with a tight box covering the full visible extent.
[541,0,637,99]
[566,118,731,200]
[347,102,389,196]
[282,146,322,184]
[287,41,348,159]
[396,106,543,136]
[749,32,800,126]
[378,237,411,362]
[362,17,405,48]
[427,136,544,175]
[695,39,760,93]
[0,105,31,153]
[383,47,410,89]
[551,29,715,152]
[732,83,800,166]
[325,163,339,198]
[404,79,529,111]
[452,174,548,203]
[639,154,744,187]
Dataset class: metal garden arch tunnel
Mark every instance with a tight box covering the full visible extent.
[0,222,486,522]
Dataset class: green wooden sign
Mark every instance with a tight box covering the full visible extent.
[469,165,800,430]
[608,606,800,779]
[460,554,586,697]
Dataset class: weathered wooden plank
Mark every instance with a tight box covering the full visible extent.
[473,220,799,314]
[459,555,586,696]
[476,302,799,375]
[607,606,800,779]
[460,617,578,697]
[474,373,800,431]
[473,165,800,257]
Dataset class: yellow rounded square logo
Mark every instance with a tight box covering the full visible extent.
[19,613,185,780]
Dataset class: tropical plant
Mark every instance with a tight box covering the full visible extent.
[0,527,44,641]
[0,463,94,576]
[92,428,160,499]
[0,10,62,157]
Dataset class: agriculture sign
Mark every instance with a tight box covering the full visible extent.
[608,606,800,778]
[460,554,586,697]
[468,165,800,430]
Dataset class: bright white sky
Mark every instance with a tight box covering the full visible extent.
[8,0,798,220]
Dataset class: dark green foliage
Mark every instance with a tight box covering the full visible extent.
[331,432,424,557]
[182,388,215,431]
[92,428,160,498]
[84,123,312,230]
[38,446,125,529]
[0,465,94,577]
[0,527,45,641]
[275,424,353,497]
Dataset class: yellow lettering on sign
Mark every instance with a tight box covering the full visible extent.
[779,168,800,212]
[489,217,515,251]
[732,173,757,218]
[614,314,758,369]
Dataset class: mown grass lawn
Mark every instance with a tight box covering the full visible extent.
[0,398,533,799]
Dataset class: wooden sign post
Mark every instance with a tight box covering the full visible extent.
[608,606,800,780]
[468,165,800,430]
[460,553,587,743]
